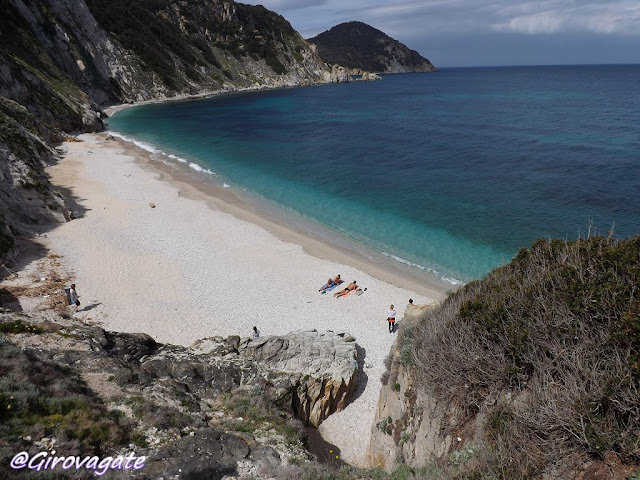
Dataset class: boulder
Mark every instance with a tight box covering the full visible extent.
[239,330,358,426]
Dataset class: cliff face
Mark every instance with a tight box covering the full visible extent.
[0,0,339,263]
[308,21,437,74]
[0,98,70,262]
[368,237,640,479]
[1,0,332,127]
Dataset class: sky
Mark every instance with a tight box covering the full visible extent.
[242,0,640,67]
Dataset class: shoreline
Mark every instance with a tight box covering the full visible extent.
[102,81,331,117]
[112,134,451,301]
[105,102,458,297]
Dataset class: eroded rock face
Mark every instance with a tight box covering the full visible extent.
[238,330,359,427]
[94,328,358,427]
[0,98,71,263]
[367,304,456,469]
[2,312,359,478]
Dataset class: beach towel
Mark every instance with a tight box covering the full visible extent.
[321,284,339,294]
[340,288,358,298]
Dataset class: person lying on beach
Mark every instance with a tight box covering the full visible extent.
[319,277,333,292]
[334,280,357,297]
[319,274,343,292]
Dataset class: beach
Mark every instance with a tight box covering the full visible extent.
[43,132,445,466]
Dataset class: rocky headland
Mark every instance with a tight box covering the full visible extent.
[308,22,437,74]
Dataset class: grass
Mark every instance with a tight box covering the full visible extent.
[296,464,443,480]
[219,389,302,446]
[0,344,131,455]
[0,320,44,335]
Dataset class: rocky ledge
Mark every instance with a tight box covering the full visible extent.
[0,311,358,478]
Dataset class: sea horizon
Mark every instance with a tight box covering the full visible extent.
[437,62,640,69]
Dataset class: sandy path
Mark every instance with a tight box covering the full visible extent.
[44,133,443,466]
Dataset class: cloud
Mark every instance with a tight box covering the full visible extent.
[492,1,640,35]
[493,11,565,34]
[247,0,640,37]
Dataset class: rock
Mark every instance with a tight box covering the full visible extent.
[91,329,159,362]
[248,445,281,469]
[148,202,155,208]
[326,64,350,83]
[360,72,382,81]
[92,328,358,427]
[1,310,359,476]
[240,330,358,427]
[144,428,249,479]
[39,319,64,333]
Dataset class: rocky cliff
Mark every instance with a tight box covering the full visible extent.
[0,97,70,263]
[0,0,347,263]
[1,0,333,129]
[368,236,640,479]
[308,21,437,74]
[0,309,358,478]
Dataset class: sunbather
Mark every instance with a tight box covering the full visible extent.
[319,274,342,292]
[319,277,334,292]
[334,280,357,297]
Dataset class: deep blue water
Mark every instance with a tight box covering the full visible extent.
[108,65,640,284]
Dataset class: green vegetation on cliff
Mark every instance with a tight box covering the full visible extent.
[0,344,132,466]
[308,21,436,73]
[402,235,640,478]
[85,0,304,87]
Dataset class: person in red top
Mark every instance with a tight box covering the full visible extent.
[387,304,396,333]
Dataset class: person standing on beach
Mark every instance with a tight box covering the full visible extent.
[387,304,396,333]
[69,284,80,312]
[252,326,260,338]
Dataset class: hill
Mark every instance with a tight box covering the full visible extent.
[308,21,437,73]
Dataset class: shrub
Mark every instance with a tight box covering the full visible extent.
[412,235,640,475]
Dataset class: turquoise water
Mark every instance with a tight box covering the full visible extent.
[108,65,640,284]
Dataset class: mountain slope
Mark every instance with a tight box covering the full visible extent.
[308,21,436,73]
[0,0,335,262]
[0,0,332,131]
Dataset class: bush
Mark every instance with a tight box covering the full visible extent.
[0,345,131,453]
[412,235,640,475]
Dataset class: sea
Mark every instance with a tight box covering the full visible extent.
[107,64,640,286]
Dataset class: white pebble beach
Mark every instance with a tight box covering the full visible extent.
[43,131,446,466]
